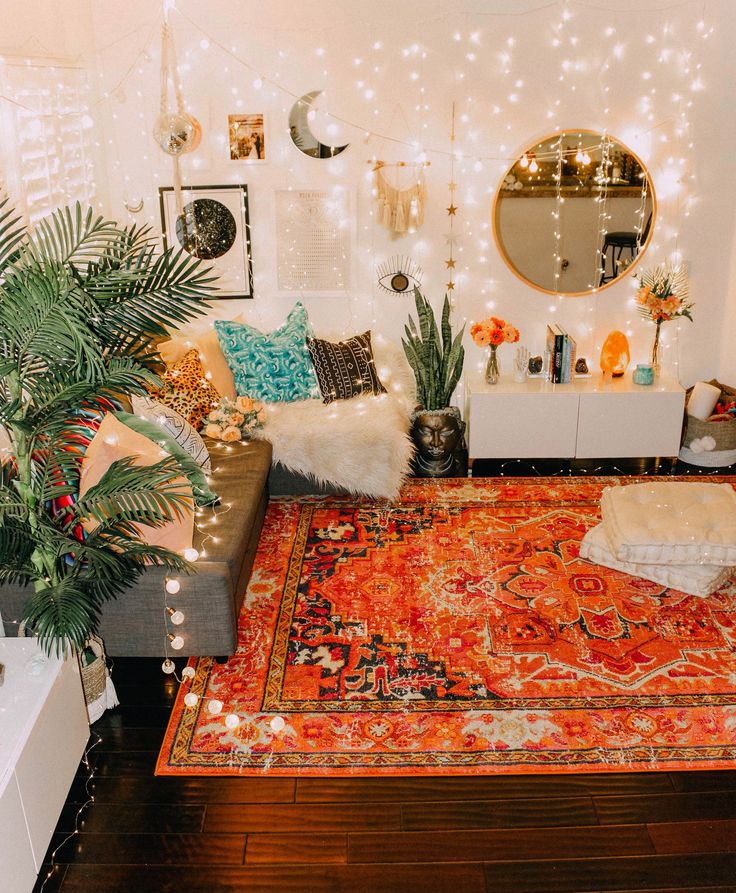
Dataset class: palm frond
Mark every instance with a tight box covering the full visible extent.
[0,516,35,581]
[24,202,122,269]
[0,268,103,381]
[25,356,159,426]
[0,194,27,270]
[86,246,216,343]
[22,578,99,657]
[72,455,193,528]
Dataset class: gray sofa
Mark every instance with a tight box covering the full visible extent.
[1,439,272,658]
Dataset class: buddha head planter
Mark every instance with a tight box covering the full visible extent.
[411,406,467,478]
[600,330,630,378]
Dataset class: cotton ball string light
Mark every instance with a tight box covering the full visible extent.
[207,699,223,715]
[184,692,198,708]
[225,713,240,729]
[161,659,176,674]
[168,608,185,626]
[165,578,181,594]
[182,666,196,680]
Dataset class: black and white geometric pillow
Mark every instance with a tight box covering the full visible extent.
[130,396,212,473]
[306,331,387,404]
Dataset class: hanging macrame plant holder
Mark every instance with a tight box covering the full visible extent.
[374,163,427,235]
[153,22,201,216]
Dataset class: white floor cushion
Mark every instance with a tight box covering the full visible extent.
[600,481,736,566]
[580,523,734,597]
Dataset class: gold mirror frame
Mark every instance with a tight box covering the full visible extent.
[492,129,657,297]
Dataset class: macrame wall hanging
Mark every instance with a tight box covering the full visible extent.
[372,161,429,235]
[153,19,201,215]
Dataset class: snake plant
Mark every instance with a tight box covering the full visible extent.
[401,288,465,410]
[0,199,215,655]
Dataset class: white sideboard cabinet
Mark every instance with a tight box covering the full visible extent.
[465,372,686,461]
[0,640,89,892]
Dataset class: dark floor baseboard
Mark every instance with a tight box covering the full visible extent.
[470,457,736,477]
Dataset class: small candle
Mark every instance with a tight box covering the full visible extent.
[633,364,654,386]
[687,381,721,420]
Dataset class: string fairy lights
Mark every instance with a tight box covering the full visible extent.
[80,2,711,352]
[37,731,103,893]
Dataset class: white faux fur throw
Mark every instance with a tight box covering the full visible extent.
[256,394,414,500]
[254,338,416,500]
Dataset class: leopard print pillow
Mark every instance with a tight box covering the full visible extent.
[156,349,220,431]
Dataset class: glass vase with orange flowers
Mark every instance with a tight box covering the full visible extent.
[470,316,520,385]
[635,263,693,376]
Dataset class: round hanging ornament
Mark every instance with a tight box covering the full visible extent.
[153,110,201,156]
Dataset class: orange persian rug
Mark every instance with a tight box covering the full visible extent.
[157,477,736,776]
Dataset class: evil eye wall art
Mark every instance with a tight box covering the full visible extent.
[376,255,423,295]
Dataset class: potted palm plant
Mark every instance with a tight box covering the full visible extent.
[401,288,466,477]
[0,199,215,656]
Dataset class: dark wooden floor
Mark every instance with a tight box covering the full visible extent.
[34,461,736,893]
[34,657,736,893]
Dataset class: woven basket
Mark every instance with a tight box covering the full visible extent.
[79,635,107,706]
[680,379,736,466]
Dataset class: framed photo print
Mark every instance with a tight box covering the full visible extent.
[159,184,253,299]
[228,113,266,162]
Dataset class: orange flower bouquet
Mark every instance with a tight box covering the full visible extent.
[470,316,520,384]
[634,263,693,374]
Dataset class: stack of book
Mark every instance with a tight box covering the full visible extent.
[546,324,577,383]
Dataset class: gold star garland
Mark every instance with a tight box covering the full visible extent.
[446,103,458,296]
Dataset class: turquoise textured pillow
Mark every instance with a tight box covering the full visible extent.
[113,411,219,507]
[215,303,319,403]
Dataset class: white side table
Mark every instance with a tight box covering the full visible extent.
[465,372,685,461]
[0,640,89,892]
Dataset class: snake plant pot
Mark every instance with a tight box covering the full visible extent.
[410,406,468,478]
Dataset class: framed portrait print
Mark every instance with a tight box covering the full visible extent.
[159,184,253,299]
[228,114,266,162]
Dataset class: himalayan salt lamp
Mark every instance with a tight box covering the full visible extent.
[599,331,630,377]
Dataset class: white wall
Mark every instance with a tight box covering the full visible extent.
[0,0,92,57]
[23,0,736,385]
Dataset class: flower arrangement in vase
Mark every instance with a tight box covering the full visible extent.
[204,396,264,442]
[634,262,693,375]
[470,316,520,384]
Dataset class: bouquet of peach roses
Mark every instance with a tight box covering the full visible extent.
[204,396,264,442]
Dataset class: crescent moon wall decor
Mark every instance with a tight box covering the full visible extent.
[288,90,349,159]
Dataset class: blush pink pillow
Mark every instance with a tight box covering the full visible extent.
[79,413,194,555]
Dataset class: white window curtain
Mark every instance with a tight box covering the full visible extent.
[0,59,95,224]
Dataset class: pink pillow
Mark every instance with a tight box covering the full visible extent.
[79,414,194,555]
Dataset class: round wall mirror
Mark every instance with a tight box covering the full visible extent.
[493,130,655,296]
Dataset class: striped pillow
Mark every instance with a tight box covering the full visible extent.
[306,331,386,404]
[131,396,211,474]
